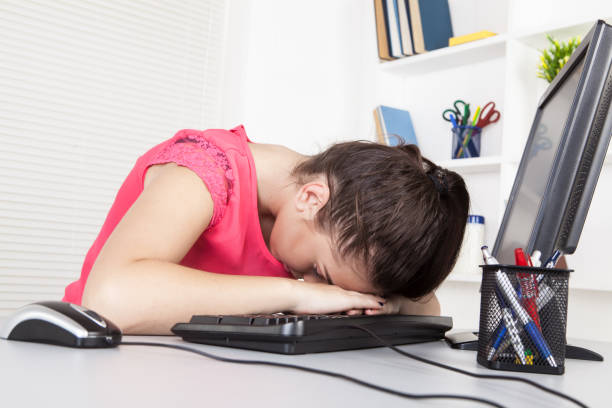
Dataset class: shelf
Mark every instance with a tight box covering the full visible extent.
[378,34,507,75]
[513,17,611,50]
[437,156,502,175]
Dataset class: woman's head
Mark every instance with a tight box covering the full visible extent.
[290,141,470,299]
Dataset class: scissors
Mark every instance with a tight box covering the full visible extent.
[442,99,470,126]
[476,101,501,129]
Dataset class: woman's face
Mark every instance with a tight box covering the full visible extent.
[268,183,379,295]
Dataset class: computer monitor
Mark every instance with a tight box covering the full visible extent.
[493,20,612,265]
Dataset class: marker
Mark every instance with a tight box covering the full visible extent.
[531,250,542,267]
[531,249,545,286]
[515,248,541,329]
[545,250,563,268]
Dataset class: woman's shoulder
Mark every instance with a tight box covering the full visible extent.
[140,128,248,227]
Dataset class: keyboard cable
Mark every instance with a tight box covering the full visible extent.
[350,324,587,408]
[121,339,505,408]
[120,324,587,408]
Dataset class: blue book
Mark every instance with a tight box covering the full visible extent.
[419,0,453,51]
[409,0,453,53]
[376,105,418,146]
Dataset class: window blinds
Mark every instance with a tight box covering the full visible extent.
[0,0,227,315]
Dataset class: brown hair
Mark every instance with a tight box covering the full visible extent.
[292,141,470,299]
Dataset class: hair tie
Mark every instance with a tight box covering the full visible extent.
[427,170,448,194]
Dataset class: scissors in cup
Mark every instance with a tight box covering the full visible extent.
[442,99,470,126]
[476,101,501,129]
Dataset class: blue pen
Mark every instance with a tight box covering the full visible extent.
[545,250,563,268]
[487,323,508,360]
[449,113,458,129]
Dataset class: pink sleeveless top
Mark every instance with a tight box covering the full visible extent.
[63,125,291,305]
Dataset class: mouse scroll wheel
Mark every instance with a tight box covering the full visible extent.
[70,304,107,328]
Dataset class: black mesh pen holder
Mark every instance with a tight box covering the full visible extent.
[477,264,571,375]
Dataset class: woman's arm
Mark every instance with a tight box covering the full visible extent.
[83,164,383,334]
[397,293,440,316]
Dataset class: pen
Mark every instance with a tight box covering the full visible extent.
[515,248,541,329]
[481,246,524,363]
[545,249,563,268]
[481,245,496,265]
[501,308,527,364]
[449,113,458,129]
[487,322,508,360]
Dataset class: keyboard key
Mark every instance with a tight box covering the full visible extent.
[219,316,254,325]
[189,316,222,324]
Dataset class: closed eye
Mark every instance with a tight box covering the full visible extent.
[314,264,333,285]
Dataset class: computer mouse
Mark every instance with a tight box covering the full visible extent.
[0,300,122,348]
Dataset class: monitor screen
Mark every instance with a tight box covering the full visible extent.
[493,20,612,266]
[493,58,586,264]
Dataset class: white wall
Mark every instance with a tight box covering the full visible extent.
[221,0,379,154]
[222,0,612,342]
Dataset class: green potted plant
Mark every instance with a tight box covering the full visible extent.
[537,35,581,83]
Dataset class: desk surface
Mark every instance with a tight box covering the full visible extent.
[0,330,609,408]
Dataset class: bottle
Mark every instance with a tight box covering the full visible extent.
[451,215,485,276]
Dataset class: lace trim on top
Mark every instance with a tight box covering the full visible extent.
[147,133,234,228]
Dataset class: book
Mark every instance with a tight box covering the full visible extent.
[449,30,497,47]
[374,105,418,146]
[385,0,403,58]
[373,0,394,61]
[397,0,414,55]
[408,0,453,53]
[373,109,386,145]
[407,0,424,53]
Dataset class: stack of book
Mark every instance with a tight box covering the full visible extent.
[373,0,454,61]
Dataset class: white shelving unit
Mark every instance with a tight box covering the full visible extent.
[374,1,611,294]
[379,34,507,75]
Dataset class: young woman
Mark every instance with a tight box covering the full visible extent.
[63,125,470,334]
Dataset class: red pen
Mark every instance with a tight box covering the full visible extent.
[515,248,541,329]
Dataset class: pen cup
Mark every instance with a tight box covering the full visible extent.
[451,125,481,159]
[477,264,571,375]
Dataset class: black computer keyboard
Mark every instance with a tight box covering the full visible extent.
[172,314,453,354]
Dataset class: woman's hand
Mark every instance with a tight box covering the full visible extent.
[290,280,386,315]
[361,293,440,316]
[361,295,404,315]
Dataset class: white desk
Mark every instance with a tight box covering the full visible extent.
[0,329,609,408]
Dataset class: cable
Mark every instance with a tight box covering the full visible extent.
[121,340,505,408]
[349,324,588,408]
[121,323,588,408]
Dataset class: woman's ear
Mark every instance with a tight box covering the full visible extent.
[294,179,330,220]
